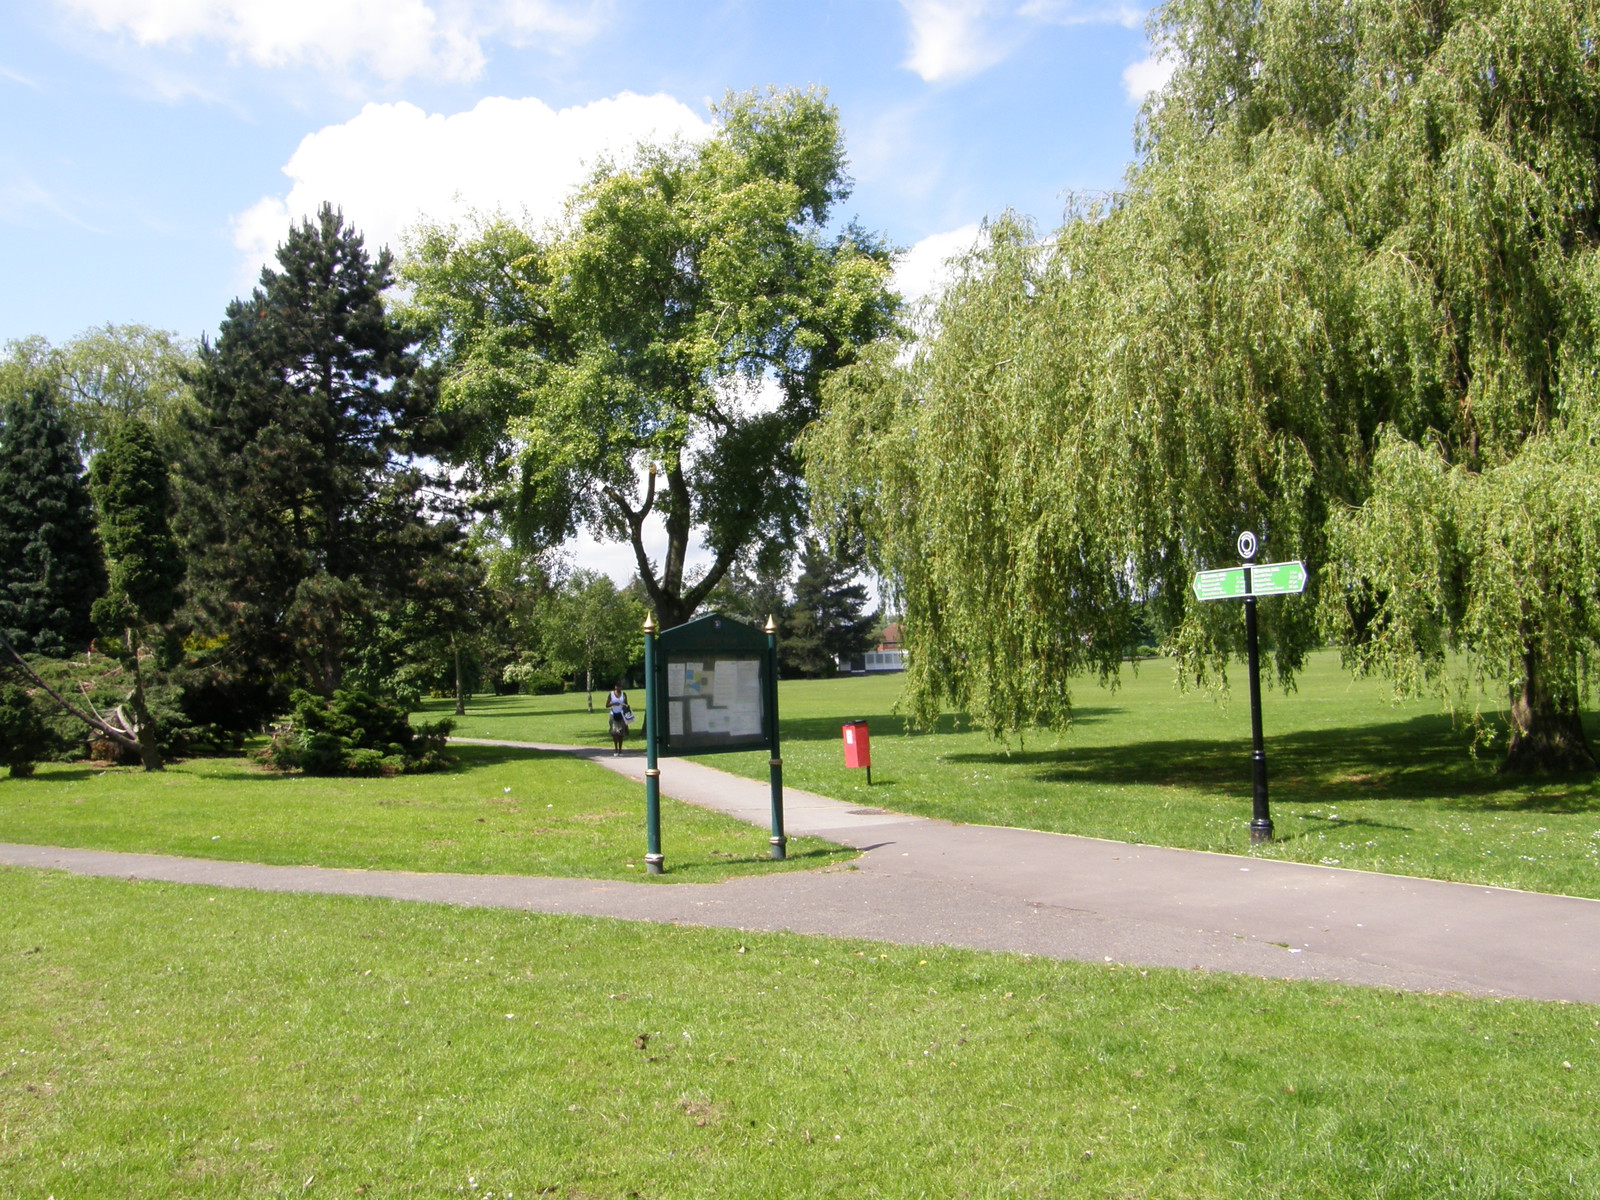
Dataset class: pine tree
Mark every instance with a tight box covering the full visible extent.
[0,382,105,657]
[177,204,456,723]
[783,538,877,678]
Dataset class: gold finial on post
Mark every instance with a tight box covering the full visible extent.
[763,614,778,635]
[643,613,657,634]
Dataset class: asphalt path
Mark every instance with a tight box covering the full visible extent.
[4,736,1597,1003]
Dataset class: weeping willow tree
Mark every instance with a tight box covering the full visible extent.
[806,0,1600,771]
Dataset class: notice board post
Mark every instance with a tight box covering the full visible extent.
[641,612,783,872]
[642,613,664,874]
[764,615,785,860]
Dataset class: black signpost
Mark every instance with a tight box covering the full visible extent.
[1191,532,1309,843]
[640,612,783,873]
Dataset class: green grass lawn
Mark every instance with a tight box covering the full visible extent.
[431,652,1600,899]
[3,867,1596,1199]
[0,744,849,883]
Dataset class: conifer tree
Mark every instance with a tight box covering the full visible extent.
[783,538,877,677]
[0,382,105,657]
[178,204,456,722]
[88,417,183,770]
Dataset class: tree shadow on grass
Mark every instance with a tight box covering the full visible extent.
[944,710,1600,814]
[22,744,593,787]
[8,767,109,784]
[774,706,1120,745]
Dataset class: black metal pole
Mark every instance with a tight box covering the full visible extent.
[1243,572,1273,843]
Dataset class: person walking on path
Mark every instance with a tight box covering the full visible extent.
[605,683,630,755]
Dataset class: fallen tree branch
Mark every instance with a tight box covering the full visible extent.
[0,631,143,756]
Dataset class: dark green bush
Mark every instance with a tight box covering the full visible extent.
[0,683,51,778]
[261,688,453,776]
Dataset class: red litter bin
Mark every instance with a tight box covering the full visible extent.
[842,720,871,784]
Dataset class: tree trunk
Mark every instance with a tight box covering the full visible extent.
[586,665,593,713]
[1504,648,1595,773]
[125,629,165,771]
[453,638,466,717]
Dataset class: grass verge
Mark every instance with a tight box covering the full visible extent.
[430,653,1600,898]
[2,867,1596,1199]
[0,744,850,883]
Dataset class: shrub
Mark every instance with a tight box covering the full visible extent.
[0,683,50,778]
[261,688,454,776]
[501,661,566,695]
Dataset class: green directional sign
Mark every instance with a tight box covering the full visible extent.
[1193,566,1249,601]
[1192,560,1308,602]
[1250,560,1308,597]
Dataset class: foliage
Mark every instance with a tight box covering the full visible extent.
[403,87,899,627]
[59,324,197,453]
[83,417,186,770]
[176,204,461,723]
[0,682,50,777]
[808,0,1600,771]
[500,659,567,694]
[710,560,791,631]
[261,686,453,776]
[341,541,492,715]
[90,419,182,629]
[0,381,106,658]
[2,324,196,455]
[782,536,878,677]
[15,651,207,762]
[532,569,645,702]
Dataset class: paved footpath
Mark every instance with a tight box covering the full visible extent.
[5,737,1599,1004]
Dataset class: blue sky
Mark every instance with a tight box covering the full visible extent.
[3,1,1165,347]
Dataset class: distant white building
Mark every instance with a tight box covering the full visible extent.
[840,622,906,674]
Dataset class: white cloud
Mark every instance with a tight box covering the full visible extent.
[898,0,1148,83]
[893,223,984,307]
[1122,53,1175,103]
[0,173,104,233]
[232,91,711,283]
[897,0,1014,83]
[55,0,608,84]
[1017,1,1143,29]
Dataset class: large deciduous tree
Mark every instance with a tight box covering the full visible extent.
[404,87,898,629]
[56,323,196,454]
[807,0,1600,771]
[3,324,196,457]
[178,204,458,721]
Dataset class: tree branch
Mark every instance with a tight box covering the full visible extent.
[0,633,141,753]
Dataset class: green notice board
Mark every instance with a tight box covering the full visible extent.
[651,613,774,756]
